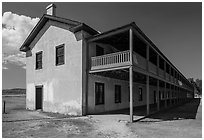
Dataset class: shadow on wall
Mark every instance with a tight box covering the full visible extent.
[93,98,201,122]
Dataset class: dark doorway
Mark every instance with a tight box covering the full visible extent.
[36,86,43,110]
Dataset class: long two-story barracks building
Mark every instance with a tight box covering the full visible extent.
[20,4,194,122]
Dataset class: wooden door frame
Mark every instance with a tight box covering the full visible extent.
[35,85,43,110]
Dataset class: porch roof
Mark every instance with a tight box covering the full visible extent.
[91,68,161,86]
[87,22,190,87]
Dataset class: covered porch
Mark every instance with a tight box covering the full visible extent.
[87,23,156,122]
[87,23,189,122]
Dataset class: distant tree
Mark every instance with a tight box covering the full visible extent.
[188,78,202,96]
[2,88,26,95]
[195,79,202,95]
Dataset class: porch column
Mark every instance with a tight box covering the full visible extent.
[157,79,160,111]
[177,87,178,104]
[146,75,150,115]
[169,85,172,106]
[171,86,173,105]
[178,87,180,103]
[129,28,133,123]
[175,87,177,104]
[175,86,177,104]
[146,45,150,115]
[164,82,167,108]
[157,54,159,76]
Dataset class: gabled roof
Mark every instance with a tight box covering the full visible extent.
[19,14,98,52]
[69,23,99,36]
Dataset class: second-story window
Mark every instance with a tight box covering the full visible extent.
[36,51,42,70]
[56,44,65,66]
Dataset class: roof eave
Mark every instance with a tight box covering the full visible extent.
[19,46,29,52]
[19,14,48,52]
[70,23,99,35]
[19,14,82,52]
[87,22,135,42]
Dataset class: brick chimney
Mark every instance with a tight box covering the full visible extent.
[46,4,56,16]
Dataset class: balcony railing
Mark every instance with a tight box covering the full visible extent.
[91,50,131,70]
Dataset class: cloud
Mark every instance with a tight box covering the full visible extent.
[2,12,39,69]
[3,52,26,68]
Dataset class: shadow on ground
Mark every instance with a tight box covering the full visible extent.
[91,98,201,122]
[146,98,201,121]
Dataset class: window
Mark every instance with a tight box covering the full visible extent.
[56,44,65,66]
[115,85,121,103]
[96,45,104,56]
[95,82,104,105]
[36,51,42,69]
[139,88,143,101]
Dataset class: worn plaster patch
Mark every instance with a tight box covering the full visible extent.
[43,100,82,115]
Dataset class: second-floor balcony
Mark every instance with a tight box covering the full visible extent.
[91,50,131,71]
[90,50,148,72]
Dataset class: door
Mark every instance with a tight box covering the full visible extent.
[36,86,43,110]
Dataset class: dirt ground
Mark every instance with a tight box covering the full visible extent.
[2,96,202,138]
[127,98,202,138]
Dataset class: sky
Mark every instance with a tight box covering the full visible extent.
[2,2,202,89]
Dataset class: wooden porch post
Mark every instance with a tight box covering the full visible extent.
[146,75,150,115]
[175,87,177,104]
[171,85,174,105]
[156,54,160,111]
[169,85,172,106]
[175,86,177,104]
[164,82,167,108]
[129,28,133,123]
[157,80,160,111]
[178,88,180,103]
[146,45,150,115]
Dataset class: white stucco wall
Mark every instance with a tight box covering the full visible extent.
[26,20,83,115]
[87,74,157,114]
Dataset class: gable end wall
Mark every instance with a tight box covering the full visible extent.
[26,20,83,115]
